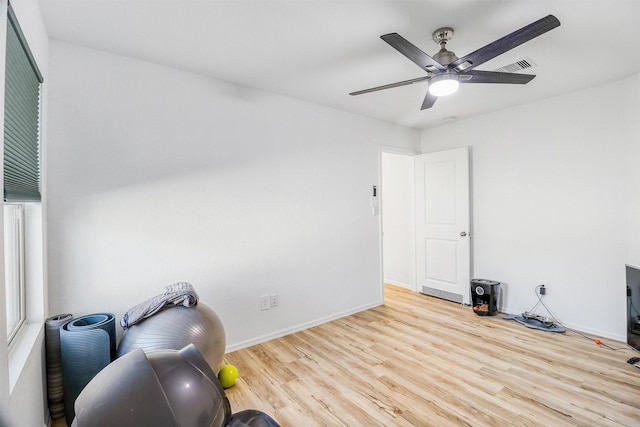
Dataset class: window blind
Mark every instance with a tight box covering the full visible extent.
[3,4,43,202]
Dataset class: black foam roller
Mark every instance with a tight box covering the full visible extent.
[45,313,73,420]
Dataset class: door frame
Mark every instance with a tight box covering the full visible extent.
[379,146,474,305]
[379,146,420,303]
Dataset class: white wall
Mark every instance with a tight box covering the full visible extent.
[624,75,640,265]
[0,0,49,426]
[45,41,420,351]
[420,73,640,341]
[381,152,415,289]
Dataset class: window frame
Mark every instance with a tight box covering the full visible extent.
[1,1,47,396]
[4,202,25,344]
[3,2,42,346]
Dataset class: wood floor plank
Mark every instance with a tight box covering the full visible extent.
[224,285,640,426]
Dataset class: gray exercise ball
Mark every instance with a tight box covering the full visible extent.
[72,344,230,427]
[116,303,226,373]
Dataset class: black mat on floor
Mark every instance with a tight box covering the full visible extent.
[503,314,565,333]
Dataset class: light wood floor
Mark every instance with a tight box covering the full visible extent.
[223,284,640,426]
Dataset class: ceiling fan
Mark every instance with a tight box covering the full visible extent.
[350,15,561,110]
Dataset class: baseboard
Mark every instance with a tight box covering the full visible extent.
[226,301,627,353]
[225,300,383,353]
[500,306,626,343]
[383,280,412,290]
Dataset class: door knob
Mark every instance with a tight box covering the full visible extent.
[460,231,467,237]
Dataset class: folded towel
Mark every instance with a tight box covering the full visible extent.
[120,282,199,330]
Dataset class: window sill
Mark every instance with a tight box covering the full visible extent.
[8,321,44,393]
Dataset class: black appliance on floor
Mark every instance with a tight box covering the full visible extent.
[471,279,500,316]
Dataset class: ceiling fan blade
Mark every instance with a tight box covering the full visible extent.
[349,76,430,96]
[460,70,536,84]
[449,15,560,72]
[421,91,438,110]
[381,33,446,72]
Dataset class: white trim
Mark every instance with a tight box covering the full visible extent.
[7,322,42,392]
[499,305,626,343]
[383,280,412,290]
[379,147,411,306]
[379,145,420,156]
[224,300,383,353]
[4,204,26,344]
[379,148,418,294]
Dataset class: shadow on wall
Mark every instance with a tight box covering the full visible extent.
[47,41,369,199]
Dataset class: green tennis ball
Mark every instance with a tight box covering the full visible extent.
[218,364,239,389]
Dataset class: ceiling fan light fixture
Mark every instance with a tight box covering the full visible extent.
[352,15,560,110]
[428,74,459,97]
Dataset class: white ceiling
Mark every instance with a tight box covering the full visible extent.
[39,0,640,130]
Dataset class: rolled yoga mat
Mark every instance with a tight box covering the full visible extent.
[60,313,116,425]
[45,313,73,420]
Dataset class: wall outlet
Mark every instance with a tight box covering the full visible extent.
[261,295,270,311]
[270,294,279,307]
[538,282,548,295]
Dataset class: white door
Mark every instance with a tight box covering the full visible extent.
[415,147,471,304]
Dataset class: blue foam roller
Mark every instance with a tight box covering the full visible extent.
[61,313,116,425]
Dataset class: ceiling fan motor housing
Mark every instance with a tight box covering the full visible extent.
[433,48,458,66]
[432,27,454,45]
[432,27,458,65]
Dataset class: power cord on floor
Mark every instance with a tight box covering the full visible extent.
[525,285,628,351]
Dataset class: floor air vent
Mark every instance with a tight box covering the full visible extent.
[493,57,536,73]
[421,286,463,304]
